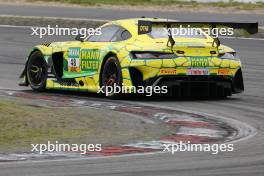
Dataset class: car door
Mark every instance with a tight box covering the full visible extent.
[80,25,121,74]
[65,25,122,78]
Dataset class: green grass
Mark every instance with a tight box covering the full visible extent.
[27,0,264,9]
[0,97,173,153]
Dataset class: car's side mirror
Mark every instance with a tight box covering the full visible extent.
[75,34,85,42]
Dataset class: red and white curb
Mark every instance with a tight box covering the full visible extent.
[0,90,254,161]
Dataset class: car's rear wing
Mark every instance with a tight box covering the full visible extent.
[138,20,258,50]
[138,20,259,35]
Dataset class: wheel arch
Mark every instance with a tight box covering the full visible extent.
[19,48,45,85]
[26,50,48,91]
[99,52,118,87]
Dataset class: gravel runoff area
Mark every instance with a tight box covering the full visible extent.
[0,95,173,154]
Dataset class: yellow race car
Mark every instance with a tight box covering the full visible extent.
[19,18,258,98]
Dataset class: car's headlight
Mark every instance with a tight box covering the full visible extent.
[219,52,239,60]
[132,52,177,59]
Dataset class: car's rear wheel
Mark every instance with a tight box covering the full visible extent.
[101,56,122,99]
[26,51,47,91]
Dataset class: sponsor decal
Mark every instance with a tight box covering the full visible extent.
[160,68,177,75]
[80,49,100,71]
[67,48,100,72]
[187,68,209,75]
[191,57,210,67]
[68,47,81,72]
[139,25,150,32]
[218,68,229,75]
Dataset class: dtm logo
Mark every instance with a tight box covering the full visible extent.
[191,57,210,67]
[68,47,80,58]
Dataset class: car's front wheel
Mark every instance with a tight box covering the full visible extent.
[26,51,48,91]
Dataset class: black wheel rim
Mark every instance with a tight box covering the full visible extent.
[28,58,47,86]
[103,61,119,87]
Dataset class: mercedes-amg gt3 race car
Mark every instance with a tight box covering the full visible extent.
[19,18,258,98]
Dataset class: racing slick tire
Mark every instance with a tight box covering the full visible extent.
[26,51,48,91]
[101,56,123,99]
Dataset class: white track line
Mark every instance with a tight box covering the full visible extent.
[0,24,34,28]
[220,36,264,41]
[0,151,163,165]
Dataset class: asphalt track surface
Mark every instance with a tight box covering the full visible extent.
[0,4,264,25]
[0,5,264,176]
